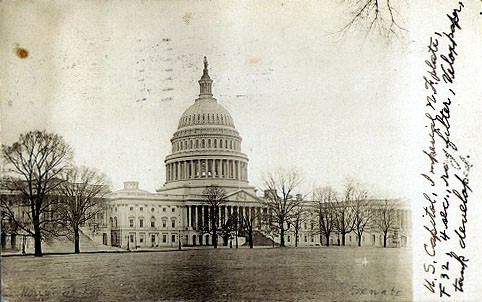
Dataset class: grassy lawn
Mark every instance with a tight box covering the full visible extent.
[1,247,411,302]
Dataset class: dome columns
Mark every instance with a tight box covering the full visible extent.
[165,158,248,182]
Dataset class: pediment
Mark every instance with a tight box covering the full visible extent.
[225,189,262,203]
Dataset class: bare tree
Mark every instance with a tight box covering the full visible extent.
[352,187,374,246]
[375,199,398,247]
[262,169,303,247]
[240,207,259,249]
[314,187,337,246]
[202,185,227,248]
[340,0,407,39]
[57,166,110,253]
[334,181,357,246]
[220,211,238,248]
[289,196,306,247]
[1,130,73,256]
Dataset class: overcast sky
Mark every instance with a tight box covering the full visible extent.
[0,1,479,201]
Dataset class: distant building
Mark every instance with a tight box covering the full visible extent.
[281,198,411,248]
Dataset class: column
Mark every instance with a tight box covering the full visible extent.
[197,160,201,178]
[227,160,231,178]
[236,161,240,180]
[197,205,202,229]
[211,159,215,178]
[189,160,193,178]
[191,205,196,229]
[186,206,190,229]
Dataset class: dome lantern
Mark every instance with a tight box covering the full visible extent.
[198,56,213,98]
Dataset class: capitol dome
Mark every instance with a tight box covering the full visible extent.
[162,57,249,189]
[177,98,235,129]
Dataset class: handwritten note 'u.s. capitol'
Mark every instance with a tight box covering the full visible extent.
[421,2,472,299]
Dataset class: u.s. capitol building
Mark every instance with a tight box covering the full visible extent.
[84,58,410,250]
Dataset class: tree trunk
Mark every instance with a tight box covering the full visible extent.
[213,224,217,249]
[280,226,285,247]
[74,226,80,253]
[358,234,362,247]
[34,225,43,257]
[325,233,330,247]
[235,230,238,248]
[341,233,346,246]
[295,230,299,247]
[383,233,388,248]
[248,229,253,248]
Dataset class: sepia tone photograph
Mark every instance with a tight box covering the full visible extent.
[1,1,481,301]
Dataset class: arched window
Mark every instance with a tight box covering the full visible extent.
[201,139,205,148]
[208,139,211,148]
[196,140,199,148]
[219,139,223,148]
[214,139,217,148]
[114,217,117,228]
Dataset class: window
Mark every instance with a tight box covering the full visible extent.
[139,219,144,228]
[304,236,308,243]
[130,235,134,243]
[162,220,167,228]
[163,235,167,243]
[163,208,166,212]
[171,220,176,228]
[151,207,155,212]
[287,236,290,242]
[172,208,175,213]
[151,220,155,228]
[140,207,143,211]
[311,236,314,243]
[140,234,144,243]
[129,219,134,227]
[130,207,134,211]
[172,235,176,243]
